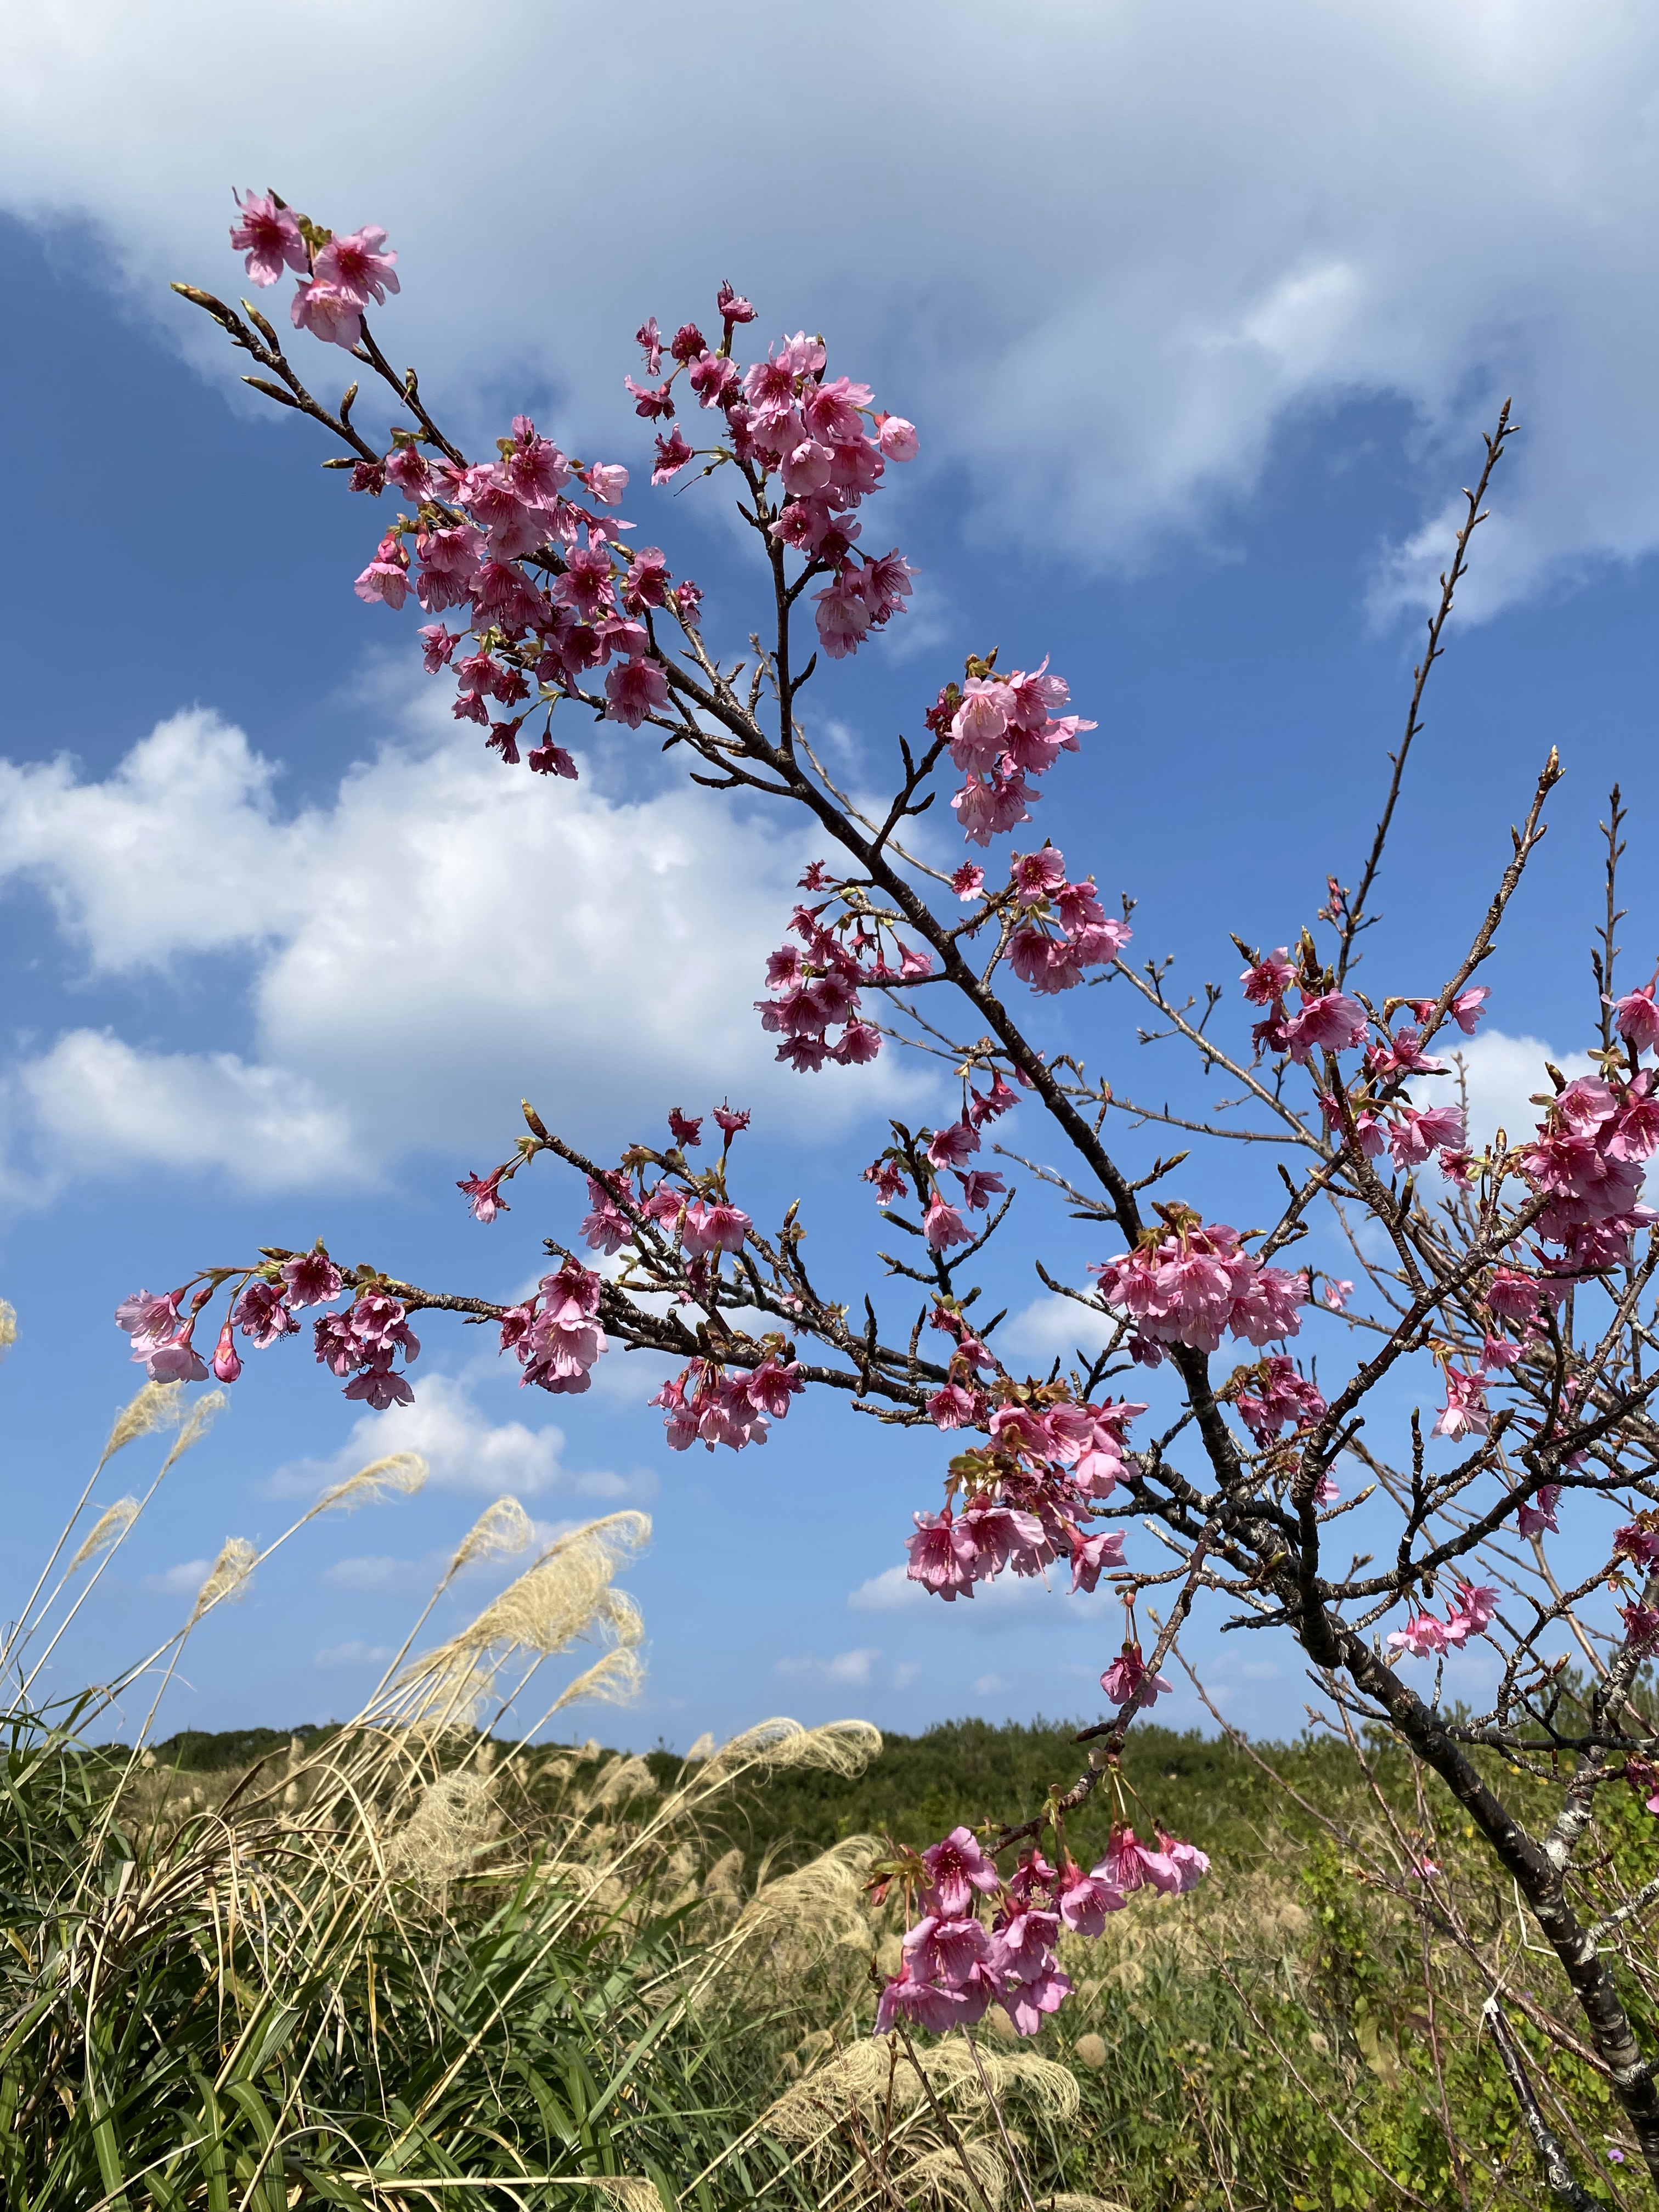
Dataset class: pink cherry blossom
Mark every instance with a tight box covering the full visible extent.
[876,413,919,461]
[1615,1520,1659,1571]
[343,1348,414,1409]
[906,1508,980,1600]
[1101,1645,1171,1707]
[949,679,1014,774]
[1444,1582,1499,1643]
[232,1281,295,1347]
[1069,1528,1126,1594]
[1432,1365,1491,1440]
[1386,1104,1465,1170]
[625,375,674,420]
[230,190,307,286]
[1240,948,1295,1005]
[681,1200,751,1257]
[143,1330,211,1384]
[1323,1278,1353,1311]
[1283,990,1368,1064]
[116,1289,184,1353]
[1158,1834,1211,1893]
[812,574,873,659]
[652,428,695,484]
[927,1119,980,1170]
[1056,1857,1125,1935]
[953,863,985,900]
[281,1251,344,1309]
[603,657,669,727]
[314,226,399,307]
[211,1324,243,1384]
[290,279,364,349]
[584,462,630,504]
[874,1966,972,2036]
[923,1193,971,1251]
[922,1826,1002,1917]
[1615,981,1659,1052]
[1099,1826,1182,1895]
[1450,985,1489,1034]
[926,1381,983,1429]
[957,1169,1006,1212]
[1387,1612,1450,1659]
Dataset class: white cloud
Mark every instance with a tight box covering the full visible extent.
[1413,1028,1597,1148]
[775,1645,921,1690]
[273,1370,650,1500]
[315,1639,392,1668]
[16,1030,364,1190]
[1000,1293,1114,1367]
[777,1645,882,1687]
[847,1561,1110,1631]
[973,1673,1009,1696]
[1,704,926,1194]
[322,1553,420,1593]
[4,3,1658,608]
[144,1557,210,1595]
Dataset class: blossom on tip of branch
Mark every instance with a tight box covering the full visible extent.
[922,1826,1002,1917]
[1431,1365,1491,1440]
[603,658,669,727]
[290,279,365,350]
[229,190,307,286]
[1614,980,1659,1051]
[458,1168,509,1223]
[1100,1644,1171,1707]
[281,1251,344,1309]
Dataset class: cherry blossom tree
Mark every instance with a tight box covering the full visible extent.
[139,192,1659,2195]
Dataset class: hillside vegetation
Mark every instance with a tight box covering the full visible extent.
[54,1712,1634,2210]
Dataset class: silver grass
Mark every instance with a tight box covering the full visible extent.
[159,1387,228,1474]
[97,1379,184,1469]
[188,1536,257,1623]
[67,1498,139,1572]
[314,1450,428,1514]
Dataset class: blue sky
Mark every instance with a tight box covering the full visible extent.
[3,1,1657,1751]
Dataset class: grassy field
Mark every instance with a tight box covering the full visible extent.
[52,1711,1638,2211]
[3,1385,1642,2210]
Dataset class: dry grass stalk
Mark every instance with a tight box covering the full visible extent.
[96,1378,184,1469]
[188,1536,257,1623]
[67,1497,140,1571]
[315,1449,428,1513]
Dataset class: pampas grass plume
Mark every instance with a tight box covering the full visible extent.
[97,1379,184,1469]
[68,1497,140,1572]
[189,1536,257,1622]
[317,1451,428,1514]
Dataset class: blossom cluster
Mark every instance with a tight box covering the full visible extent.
[230,195,919,778]
[924,660,1097,849]
[865,1080,1021,1250]
[1239,947,1370,1065]
[230,190,399,352]
[649,1354,804,1452]
[496,1259,607,1395]
[1386,1581,1500,1660]
[876,1821,1207,2038]
[1519,1065,1658,1276]
[1002,843,1132,995]
[754,868,911,1071]
[1092,1208,1307,1361]
[905,1386,1142,1603]
[628,304,918,659]
[116,1248,422,1409]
